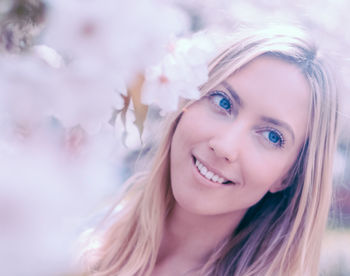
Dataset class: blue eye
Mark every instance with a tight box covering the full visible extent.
[208,91,232,113]
[262,129,285,147]
[268,131,280,143]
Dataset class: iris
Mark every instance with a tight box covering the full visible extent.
[219,97,231,110]
[268,131,281,144]
[209,91,232,112]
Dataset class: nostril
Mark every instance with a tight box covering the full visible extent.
[209,139,238,163]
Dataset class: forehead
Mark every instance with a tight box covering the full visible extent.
[224,55,311,141]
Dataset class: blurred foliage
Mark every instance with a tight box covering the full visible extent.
[111,74,148,146]
[127,74,148,140]
[0,0,45,52]
[321,228,350,275]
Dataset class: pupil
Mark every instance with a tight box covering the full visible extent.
[269,132,280,143]
[219,98,230,110]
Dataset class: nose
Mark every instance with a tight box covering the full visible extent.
[208,121,246,163]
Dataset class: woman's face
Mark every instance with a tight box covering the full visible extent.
[170,55,311,216]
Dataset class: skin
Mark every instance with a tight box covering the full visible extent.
[151,55,311,276]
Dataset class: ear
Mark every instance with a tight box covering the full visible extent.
[269,184,284,193]
[269,179,287,194]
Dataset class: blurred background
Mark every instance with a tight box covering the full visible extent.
[0,0,349,275]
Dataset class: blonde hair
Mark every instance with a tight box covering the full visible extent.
[82,25,339,276]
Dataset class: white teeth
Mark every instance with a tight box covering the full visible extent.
[205,171,214,179]
[194,158,229,184]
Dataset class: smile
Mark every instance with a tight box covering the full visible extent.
[192,155,234,185]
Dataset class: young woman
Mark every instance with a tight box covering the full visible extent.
[82,26,339,276]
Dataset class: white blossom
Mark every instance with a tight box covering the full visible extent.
[0,51,127,135]
[44,0,190,81]
[0,54,56,130]
[0,123,123,276]
[141,32,218,113]
[49,59,126,134]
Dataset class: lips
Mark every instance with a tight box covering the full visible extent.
[192,155,235,185]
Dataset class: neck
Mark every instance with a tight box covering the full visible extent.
[157,204,246,266]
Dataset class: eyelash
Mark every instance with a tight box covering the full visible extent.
[207,90,286,149]
[207,90,234,115]
[259,128,286,148]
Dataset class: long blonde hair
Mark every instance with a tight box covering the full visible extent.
[82,25,339,276]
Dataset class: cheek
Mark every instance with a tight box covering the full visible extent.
[175,108,215,146]
[241,145,296,190]
[245,154,293,191]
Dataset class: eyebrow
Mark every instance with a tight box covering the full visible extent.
[261,116,295,143]
[222,81,295,143]
[222,81,243,107]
